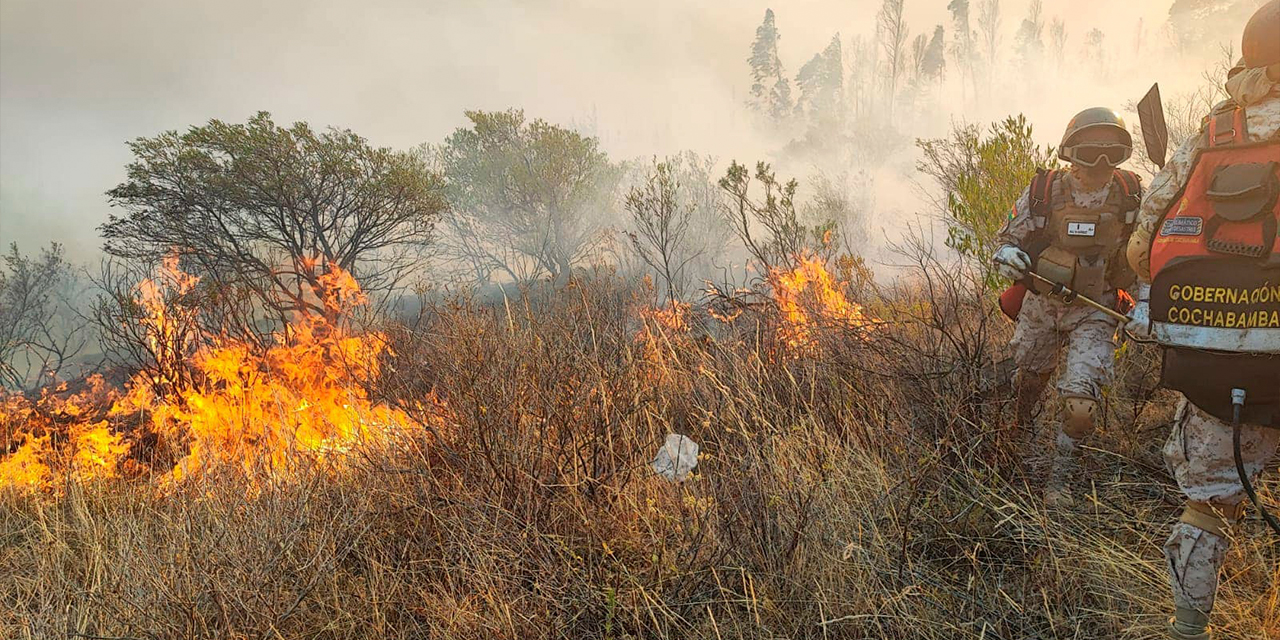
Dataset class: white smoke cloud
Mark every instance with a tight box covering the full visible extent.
[1,0,1241,269]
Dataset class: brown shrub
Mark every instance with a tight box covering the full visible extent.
[2,268,1276,640]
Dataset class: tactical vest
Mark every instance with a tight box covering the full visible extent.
[1147,102,1280,425]
[1023,169,1142,301]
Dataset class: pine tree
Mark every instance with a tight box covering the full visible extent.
[795,34,844,124]
[1014,0,1045,73]
[748,9,794,121]
[921,25,946,80]
[947,0,976,100]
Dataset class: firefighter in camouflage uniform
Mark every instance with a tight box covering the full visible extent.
[1125,2,1280,638]
[993,108,1144,507]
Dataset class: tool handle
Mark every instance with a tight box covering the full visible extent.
[993,256,1130,322]
[1020,269,1130,323]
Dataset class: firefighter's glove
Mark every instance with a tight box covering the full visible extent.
[993,245,1031,281]
[1124,284,1154,342]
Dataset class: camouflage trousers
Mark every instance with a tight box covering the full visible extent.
[1011,292,1120,425]
[1163,398,1279,613]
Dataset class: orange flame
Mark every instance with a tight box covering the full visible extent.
[0,433,52,491]
[164,305,417,482]
[1,258,446,492]
[769,254,874,355]
[1,374,128,491]
[636,300,693,388]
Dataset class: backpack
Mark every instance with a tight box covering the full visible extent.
[1147,102,1280,425]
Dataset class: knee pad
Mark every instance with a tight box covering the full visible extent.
[1060,396,1098,440]
[1178,500,1245,539]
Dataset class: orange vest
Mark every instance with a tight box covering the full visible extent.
[1148,105,1280,354]
[1147,103,1279,424]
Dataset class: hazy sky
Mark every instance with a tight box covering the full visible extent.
[0,0,1220,260]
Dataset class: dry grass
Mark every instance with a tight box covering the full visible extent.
[2,268,1277,640]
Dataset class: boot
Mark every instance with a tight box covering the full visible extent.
[1044,431,1079,508]
[1167,607,1211,640]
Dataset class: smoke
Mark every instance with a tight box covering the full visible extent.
[0,0,1241,272]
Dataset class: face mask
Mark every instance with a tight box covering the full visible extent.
[1225,66,1278,107]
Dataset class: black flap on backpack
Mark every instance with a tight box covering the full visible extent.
[1161,349,1280,426]
[1207,161,1279,222]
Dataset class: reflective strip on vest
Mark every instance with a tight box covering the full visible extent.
[1151,321,1280,354]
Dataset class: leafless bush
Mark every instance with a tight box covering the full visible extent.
[805,169,873,258]
[718,161,837,275]
[625,159,700,305]
[89,257,206,397]
[0,243,93,391]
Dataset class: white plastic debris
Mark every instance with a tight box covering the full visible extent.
[651,433,699,482]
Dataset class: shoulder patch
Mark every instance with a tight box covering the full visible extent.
[1160,216,1203,237]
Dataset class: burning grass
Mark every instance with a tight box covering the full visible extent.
[1,256,1277,640]
[1,258,446,491]
[770,254,876,355]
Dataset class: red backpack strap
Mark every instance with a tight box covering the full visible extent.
[1205,102,1248,147]
[1112,169,1141,196]
[1112,169,1143,213]
[1029,168,1057,219]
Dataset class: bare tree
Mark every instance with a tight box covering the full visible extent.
[90,256,204,397]
[719,161,836,275]
[846,34,880,122]
[1049,18,1068,70]
[911,34,929,78]
[668,152,727,285]
[0,243,92,390]
[976,0,1002,96]
[805,170,874,258]
[877,0,910,117]
[1129,50,1232,175]
[1132,18,1145,58]
[948,0,978,103]
[625,159,700,304]
[1083,28,1107,79]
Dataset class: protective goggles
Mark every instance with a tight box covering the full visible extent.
[1062,143,1132,167]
